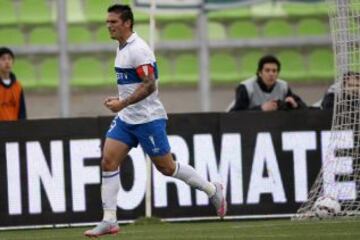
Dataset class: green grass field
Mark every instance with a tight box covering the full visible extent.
[0,219,359,240]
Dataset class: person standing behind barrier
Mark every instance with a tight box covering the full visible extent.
[229,55,306,112]
[84,5,227,238]
[0,47,26,121]
[321,71,360,110]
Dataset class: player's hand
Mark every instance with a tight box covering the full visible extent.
[285,96,298,109]
[261,100,278,112]
[104,96,127,112]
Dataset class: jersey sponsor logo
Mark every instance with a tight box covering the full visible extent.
[116,72,128,80]
[115,67,142,85]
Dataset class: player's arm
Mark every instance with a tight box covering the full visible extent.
[104,64,156,112]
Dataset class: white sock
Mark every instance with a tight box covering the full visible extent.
[172,162,216,197]
[101,170,120,222]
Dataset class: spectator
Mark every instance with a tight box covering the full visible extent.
[321,71,360,110]
[229,55,306,112]
[0,47,26,121]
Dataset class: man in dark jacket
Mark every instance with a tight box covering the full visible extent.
[229,55,306,112]
[321,71,360,111]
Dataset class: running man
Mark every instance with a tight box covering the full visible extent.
[84,4,227,238]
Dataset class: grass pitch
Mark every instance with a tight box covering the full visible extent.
[0,218,359,240]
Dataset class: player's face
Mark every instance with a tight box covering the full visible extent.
[259,63,279,88]
[0,54,13,74]
[106,12,131,40]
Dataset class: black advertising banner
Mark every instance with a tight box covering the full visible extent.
[0,111,337,228]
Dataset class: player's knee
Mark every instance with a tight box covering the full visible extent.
[157,164,175,176]
[101,156,117,171]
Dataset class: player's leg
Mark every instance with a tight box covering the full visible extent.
[137,119,227,218]
[151,153,227,218]
[85,117,136,238]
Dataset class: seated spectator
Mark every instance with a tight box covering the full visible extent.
[229,55,306,112]
[321,71,360,110]
[0,47,27,121]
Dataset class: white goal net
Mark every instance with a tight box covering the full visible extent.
[293,0,360,219]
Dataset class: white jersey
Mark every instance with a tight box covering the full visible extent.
[114,32,167,124]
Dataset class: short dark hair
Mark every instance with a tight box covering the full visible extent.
[257,55,281,75]
[107,4,134,30]
[0,47,15,59]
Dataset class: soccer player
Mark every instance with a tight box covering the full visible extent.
[84,4,227,238]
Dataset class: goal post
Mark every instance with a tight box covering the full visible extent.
[293,0,360,220]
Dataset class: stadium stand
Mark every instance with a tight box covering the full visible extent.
[83,0,117,23]
[18,0,52,24]
[277,50,306,82]
[2,0,334,88]
[210,53,238,83]
[297,18,328,36]
[263,19,293,38]
[29,27,57,45]
[71,57,105,86]
[175,54,198,83]
[66,0,86,23]
[68,25,93,44]
[308,49,334,81]
[155,54,172,84]
[208,22,227,40]
[95,26,112,43]
[0,28,25,46]
[161,23,194,40]
[0,0,17,25]
[40,58,59,87]
[12,58,37,88]
[228,21,258,39]
[239,51,263,79]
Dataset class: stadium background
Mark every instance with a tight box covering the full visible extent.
[3,1,360,239]
[1,0,332,117]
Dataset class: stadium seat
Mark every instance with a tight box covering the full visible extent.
[103,57,114,86]
[12,59,37,88]
[308,49,334,81]
[29,27,57,45]
[263,19,293,38]
[174,54,198,84]
[208,6,252,21]
[251,2,286,17]
[0,1,17,25]
[162,23,194,40]
[210,53,238,83]
[277,50,306,82]
[239,51,263,79]
[66,0,85,23]
[134,24,151,43]
[40,58,59,88]
[156,55,172,85]
[298,19,328,36]
[68,25,93,44]
[208,22,227,40]
[72,57,105,86]
[83,0,117,22]
[283,2,328,17]
[95,27,112,43]
[228,21,258,39]
[0,28,25,46]
[18,0,52,24]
